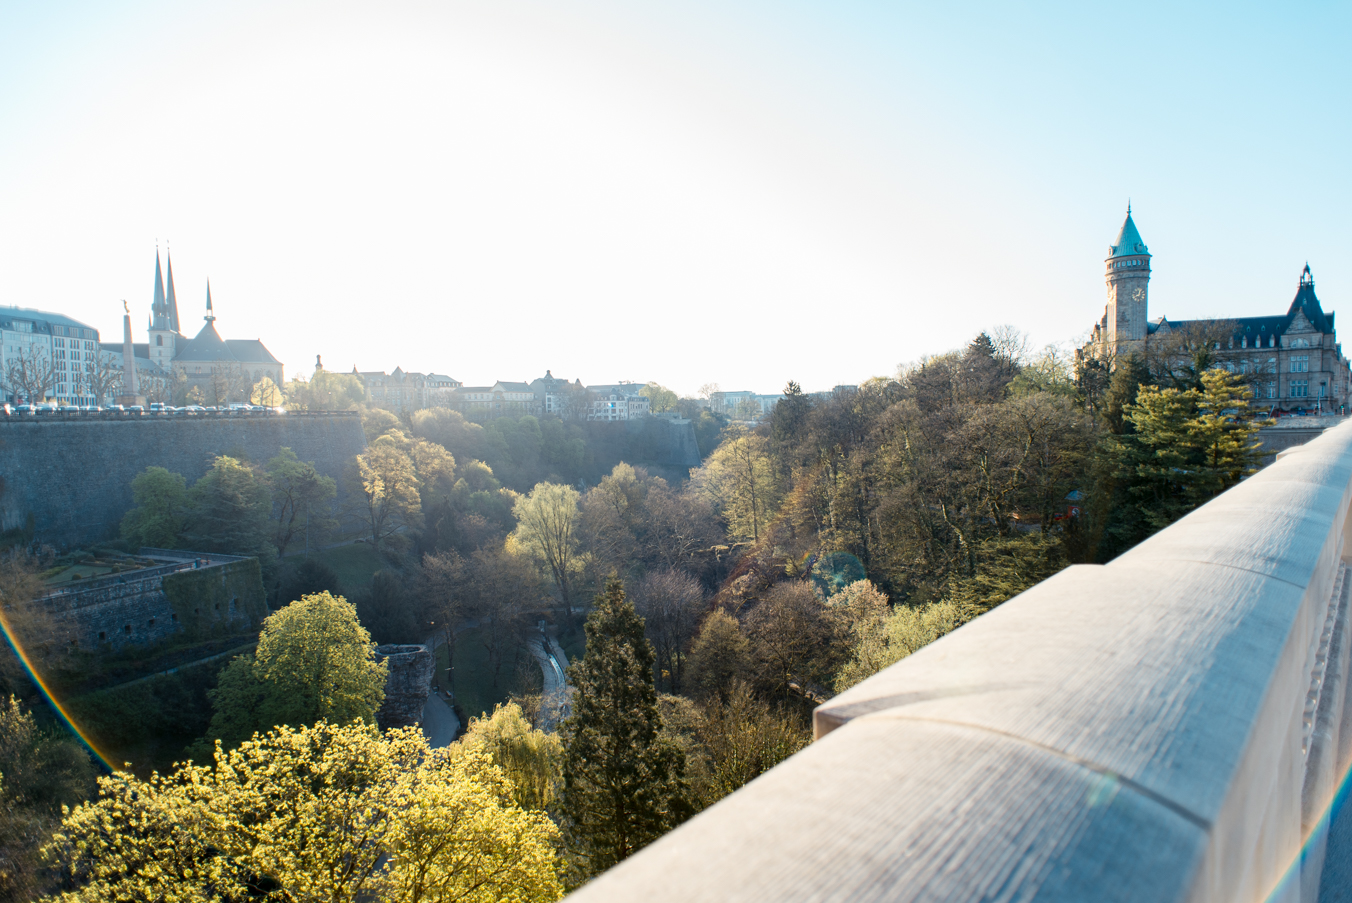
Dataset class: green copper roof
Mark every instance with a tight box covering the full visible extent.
[1109,209,1149,258]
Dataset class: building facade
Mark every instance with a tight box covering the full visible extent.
[1089,209,1351,413]
[587,384,651,421]
[0,307,103,405]
[358,367,462,410]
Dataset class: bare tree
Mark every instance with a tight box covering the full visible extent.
[559,383,595,423]
[1145,319,1242,391]
[76,351,124,405]
[205,363,249,406]
[989,324,1031,369]
[3,345,57,404]
[141,371,174,405]
[632,570,706,692]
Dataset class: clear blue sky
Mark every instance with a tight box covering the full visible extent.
[1,0,1347,395]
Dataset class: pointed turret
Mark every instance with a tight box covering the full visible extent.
[152,249,167,321]
[1109,207,1149,258]
[205,281,215,323]
[166,250,182,332]
[1287,263,1330,332]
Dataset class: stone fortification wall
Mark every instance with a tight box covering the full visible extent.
[0,412,366,548]
[374,643,435,729]
[622,417,701,469]
[39,555,265,651]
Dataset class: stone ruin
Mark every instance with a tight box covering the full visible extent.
[374,644,435,729]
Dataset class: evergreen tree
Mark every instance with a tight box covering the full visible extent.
[1110,368,1260,534]
[560,578,690,883]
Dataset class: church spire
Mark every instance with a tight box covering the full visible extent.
[205,281,215,323]
[166,247,181,333]
[153,248,166,319]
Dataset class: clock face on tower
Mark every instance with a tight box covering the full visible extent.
[1132,287,1146,303]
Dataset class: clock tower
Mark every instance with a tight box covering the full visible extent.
[1104,206,1151,361]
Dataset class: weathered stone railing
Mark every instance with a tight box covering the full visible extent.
[569,420,1352,903]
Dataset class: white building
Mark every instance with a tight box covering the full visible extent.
[587,384,651,421]
[0,306,102,405]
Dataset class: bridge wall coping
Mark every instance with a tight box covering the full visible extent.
[567,421,1352,902]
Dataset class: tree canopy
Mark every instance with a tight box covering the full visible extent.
[46,721,562,903]
[200,592,387,751]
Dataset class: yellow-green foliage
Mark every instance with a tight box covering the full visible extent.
[201,592,388,752]
[835,598,968,692]
[461,703,563,812]
[44,721,563,903]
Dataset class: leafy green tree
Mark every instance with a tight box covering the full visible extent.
[119,466,188,548]
[183,456,275,565]
[835,598,967,691]
[350,442,422,551]
[286,369,366,411]
[47,722,562,903]
[685,610,753,701]
[691,426,780,543]
[560,579,690,882]
[638,382,678,414]
[266,447,337,558]
[461,702,563,813]
[250,375,284,407]
[689,682,809,809]
[200,592,387,751]
[356,571,421,645]
[359,405,402,441]
[511,483,585,622]
[278,559,341,608]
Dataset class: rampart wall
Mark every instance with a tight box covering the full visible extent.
[0,413,366,548]
[38,555,266,651]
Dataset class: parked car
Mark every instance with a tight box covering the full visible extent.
[104,404,125,412]
[35,403,58,414]
[149,402,169,413]
[127,405,146,414]
[182,405,206,415]
[14,404,36,414]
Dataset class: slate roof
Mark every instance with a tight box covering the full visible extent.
[1147,267,1335,342]
[225,340,282,365]
[1109,210,1150,259]
[174,321,236,363]
[0,306,101,338]
[99,341,151,360]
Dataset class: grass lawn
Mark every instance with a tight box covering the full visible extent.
[435,627,543,722]
[282,542,389,597]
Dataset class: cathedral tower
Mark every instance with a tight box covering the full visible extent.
[148,248,181,370]
[1104,206,1151,360]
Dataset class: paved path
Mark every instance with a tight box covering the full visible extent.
[528,633,574,732]
[421,692,460,748]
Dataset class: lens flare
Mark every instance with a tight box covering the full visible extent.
[0,603,116,772]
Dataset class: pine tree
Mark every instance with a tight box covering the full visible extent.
[560,578,690,883]
[1109,368,1260,535]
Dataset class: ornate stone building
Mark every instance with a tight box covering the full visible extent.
[1090,209,1351,412]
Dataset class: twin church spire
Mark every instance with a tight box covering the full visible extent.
[150,246,215,333]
